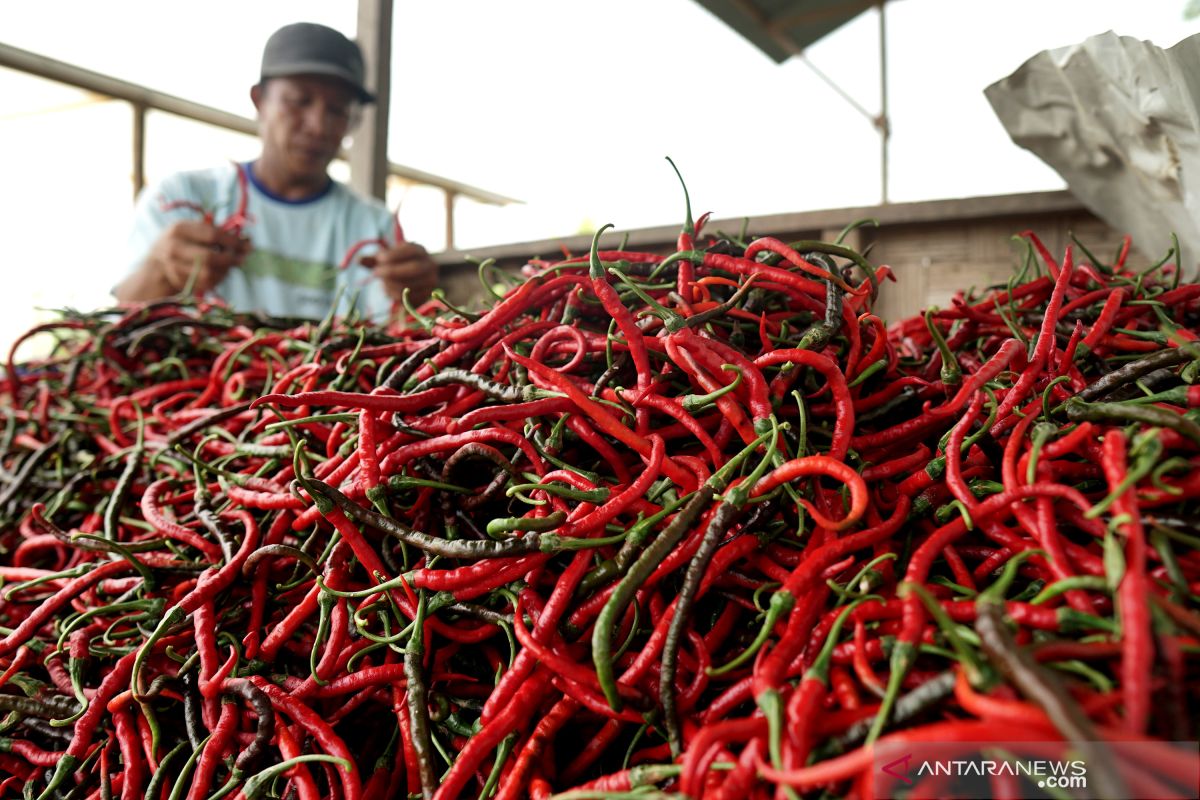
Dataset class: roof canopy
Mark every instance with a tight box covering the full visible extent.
[693,0,882,62]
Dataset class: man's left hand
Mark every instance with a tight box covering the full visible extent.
[362,242,439,306]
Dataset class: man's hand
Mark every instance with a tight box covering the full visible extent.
[361,242,439,306]
[153,221,250,294]
[115,221,250,303]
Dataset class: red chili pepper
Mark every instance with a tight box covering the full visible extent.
[186,700,238,800]
[339,236,388,271]
[754,497,910,698]
[665,334,757,444]
[252,385,454,414]
[434,273,588,345]
[755,719,1046,788]
[0,560,130,657]
[750,456,868,531]
[8,210,1200,800]
[249,676,362,800]
[744,237,866,296]
[989,246,1074,435]
[224,160,253,233]
[480,552,594,726]
[862,445,931,482]
[277,722,323,800]
[1098,430,1152,735]
[139,480,223,560]
[433,668,553,800]
[507,347,697,489]
[495,697,579,800]
[679,716,767,797]
[851,619,885,697]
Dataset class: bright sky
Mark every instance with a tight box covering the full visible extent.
[1,0,1197,351]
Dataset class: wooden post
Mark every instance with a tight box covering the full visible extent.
[349,0,392,200]
[878,1,890,204]
[132,101,146,199]
[445,190,457,251]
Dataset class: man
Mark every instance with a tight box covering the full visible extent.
[116,22,438,320]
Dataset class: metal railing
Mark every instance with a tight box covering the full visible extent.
[0,42,520,249]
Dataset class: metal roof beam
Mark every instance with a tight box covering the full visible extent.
[725,0,804,56]
[766,0,878,36]
[691,0,891,203]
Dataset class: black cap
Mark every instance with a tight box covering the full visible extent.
[260,22,375,104]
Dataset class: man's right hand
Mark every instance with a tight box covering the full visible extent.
[115,221,250,302]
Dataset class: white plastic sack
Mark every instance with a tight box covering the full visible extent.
[986,30,1200,272]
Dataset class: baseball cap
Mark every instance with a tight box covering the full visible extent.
[260,22,375,104]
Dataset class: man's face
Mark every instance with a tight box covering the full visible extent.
[252,75,360,183]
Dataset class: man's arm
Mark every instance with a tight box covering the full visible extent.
[117,171,251,304]
[115,220,249,303]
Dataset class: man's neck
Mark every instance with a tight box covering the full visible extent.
[250,158,331,201]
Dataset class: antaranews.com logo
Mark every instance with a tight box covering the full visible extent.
[871,739,1199,799]
[881,752,1088,790]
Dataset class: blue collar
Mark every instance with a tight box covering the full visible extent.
[244,161,334,205]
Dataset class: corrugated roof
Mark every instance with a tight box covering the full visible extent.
[693,0,882,63]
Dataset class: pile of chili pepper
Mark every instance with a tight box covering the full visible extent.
[0,184,1198,799]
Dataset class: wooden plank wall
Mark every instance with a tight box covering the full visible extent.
[433,190,1136,325]
[861,205,1125,324]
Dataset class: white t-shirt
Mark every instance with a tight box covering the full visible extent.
[124,162,395,320]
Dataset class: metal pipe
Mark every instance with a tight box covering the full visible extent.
[798,54,876,124]
[0,43,258,136]
[0,42,520,207]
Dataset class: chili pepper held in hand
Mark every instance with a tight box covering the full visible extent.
[158,161,253,237]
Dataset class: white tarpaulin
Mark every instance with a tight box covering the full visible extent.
[986,31,1200,271]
